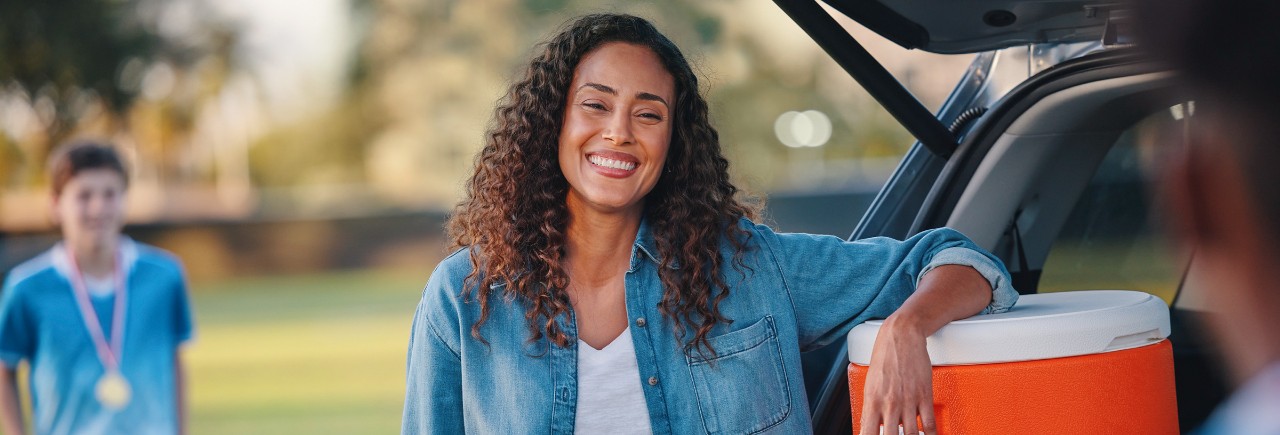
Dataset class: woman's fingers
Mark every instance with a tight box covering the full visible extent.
[861,405,934,435]
[858,403,881,435]
[862,320,937,435]
[860,386,927,433]
[860,391,935,434]
[919,398,937,435]
[901,406,919,435]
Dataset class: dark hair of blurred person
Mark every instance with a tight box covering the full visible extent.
[1133,0,1280,433]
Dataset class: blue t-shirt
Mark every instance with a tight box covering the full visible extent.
[0,238,194,435]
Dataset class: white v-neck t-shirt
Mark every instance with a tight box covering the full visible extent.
[574,327,654,435]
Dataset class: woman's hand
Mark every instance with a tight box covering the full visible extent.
[856,264,994,435]
[859,316,935,435]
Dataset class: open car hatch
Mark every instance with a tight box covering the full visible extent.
[823,0,1116,54]
[773,0,1121,158]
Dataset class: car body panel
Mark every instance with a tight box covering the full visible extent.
[823,0,1112,54]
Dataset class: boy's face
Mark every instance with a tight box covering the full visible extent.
[53,168,127,248]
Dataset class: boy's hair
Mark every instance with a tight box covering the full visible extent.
[48,142,129,196]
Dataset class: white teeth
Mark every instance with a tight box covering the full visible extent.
[588,155,637,171]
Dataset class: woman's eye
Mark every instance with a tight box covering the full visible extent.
[639,112,663,121]
[581,102,607,111]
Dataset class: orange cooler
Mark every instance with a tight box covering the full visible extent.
[846,290,1178,434]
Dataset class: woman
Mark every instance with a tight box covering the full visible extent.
[403,14,1016,435]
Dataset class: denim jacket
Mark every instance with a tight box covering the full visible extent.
[402,218,1017,434]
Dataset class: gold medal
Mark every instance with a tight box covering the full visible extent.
[95,371,132,409]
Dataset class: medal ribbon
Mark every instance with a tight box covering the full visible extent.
[65,248,127,372]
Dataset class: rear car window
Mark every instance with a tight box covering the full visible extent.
[1037,107,1192,304]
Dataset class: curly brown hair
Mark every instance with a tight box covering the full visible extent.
[447,13,758,356]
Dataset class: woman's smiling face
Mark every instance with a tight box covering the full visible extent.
[558,42,675,217]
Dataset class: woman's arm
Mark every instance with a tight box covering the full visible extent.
[0,367,24,435]
[753,222,1016,348]
[751,222,1015,435]
[402,261,468,435]
[858,264,992,435]
[402,306,465,434]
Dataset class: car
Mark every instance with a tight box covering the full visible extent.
[771,1,1227,433]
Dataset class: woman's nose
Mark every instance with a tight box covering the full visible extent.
[601,111,634,145]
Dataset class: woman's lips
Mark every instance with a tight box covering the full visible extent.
[586,151,639,178]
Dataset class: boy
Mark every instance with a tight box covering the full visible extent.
[0,142,194,434]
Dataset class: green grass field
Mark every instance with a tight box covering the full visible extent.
[186,269,425,434]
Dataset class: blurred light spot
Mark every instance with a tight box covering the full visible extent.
[775,111,801,148]
[142,63,177,101]
[775,109,832,148]
[70,89,102,121]
[34,96,56,129]
[801,110,832,147]
[0,90,38,141]
[158,0,198,40]
[118,57,146,93]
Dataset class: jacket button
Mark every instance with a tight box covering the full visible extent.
[635,317,646,327]
[648,376,658,386]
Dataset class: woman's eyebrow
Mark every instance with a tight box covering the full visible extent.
[579,82,617,95]
[578,82,669,108]
[636,92,669,108]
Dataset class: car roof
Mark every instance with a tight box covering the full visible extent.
[823,0,1112,54]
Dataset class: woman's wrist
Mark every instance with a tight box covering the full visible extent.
[882,312,931,341]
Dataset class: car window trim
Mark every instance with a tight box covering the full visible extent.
[909,48,1162,234]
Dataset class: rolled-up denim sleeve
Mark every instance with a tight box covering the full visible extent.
[917,247,1017,315]
[402,269,465,434]
[753,221,1016,351]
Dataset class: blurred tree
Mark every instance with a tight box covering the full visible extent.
[0,0,161,140]
[0,0,247,194]
[0,0,955,224]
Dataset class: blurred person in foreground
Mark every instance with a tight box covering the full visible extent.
[402,13,1017,435]
[0,143,195,434]
[1135,0,1280,433]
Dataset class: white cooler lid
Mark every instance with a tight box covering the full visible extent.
[847,290,1170,366]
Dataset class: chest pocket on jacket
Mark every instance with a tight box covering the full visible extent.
[685,315,791,434]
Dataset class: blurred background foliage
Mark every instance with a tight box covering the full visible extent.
[1,0,970,225]
[0,0,972,433]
